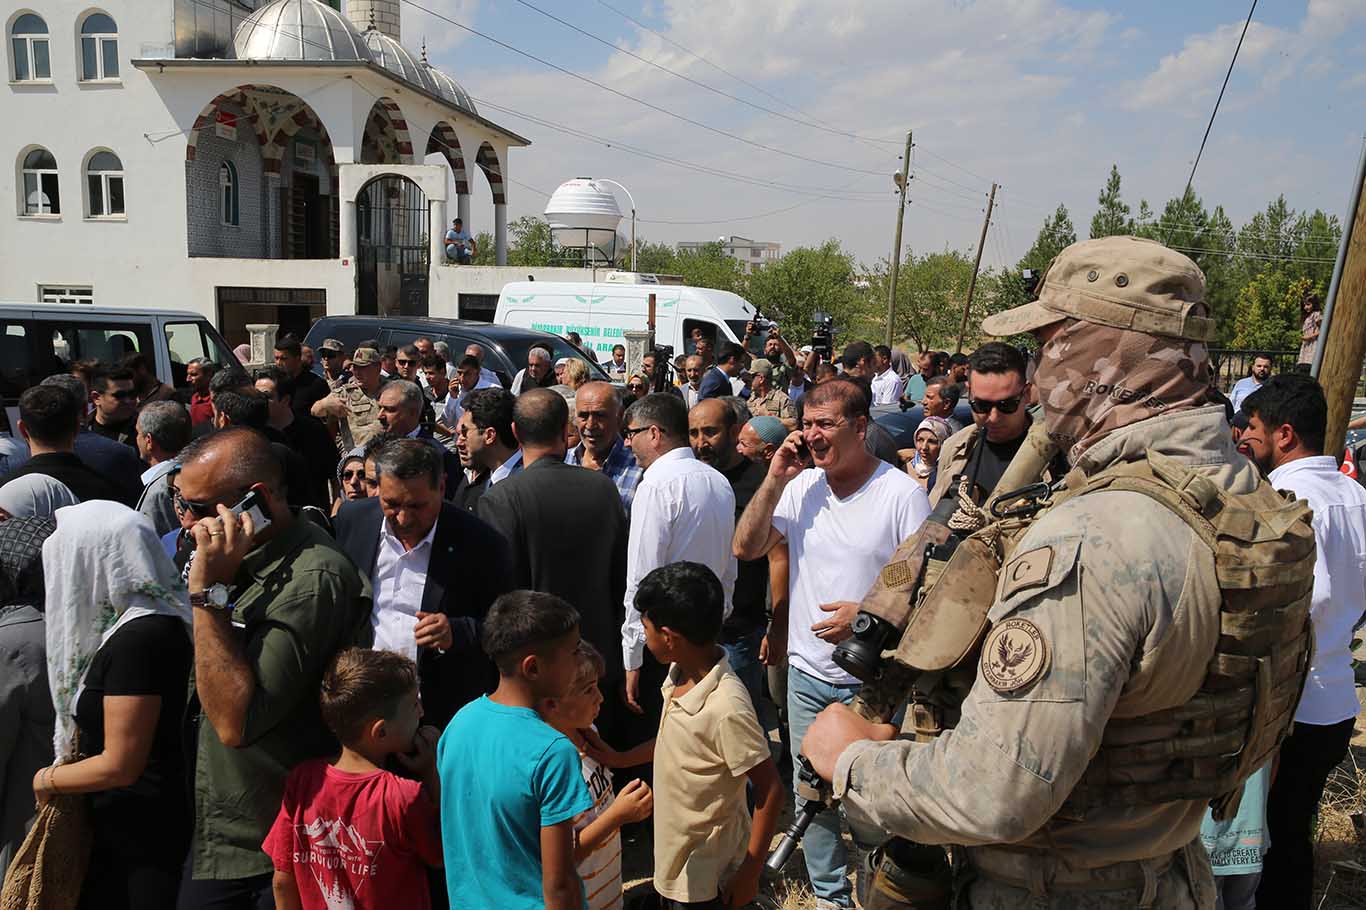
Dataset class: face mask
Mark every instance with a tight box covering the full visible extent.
[1033,318,1211,462]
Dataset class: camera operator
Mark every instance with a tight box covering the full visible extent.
[743,321,798,389]
[641,348,683,399]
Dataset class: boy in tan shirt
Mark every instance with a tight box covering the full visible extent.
[634,561,784,908]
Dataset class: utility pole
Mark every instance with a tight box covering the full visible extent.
[956,182,998,353]
[884,130,912,347]
[1314,139,1366,460]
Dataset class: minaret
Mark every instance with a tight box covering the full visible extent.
[346,0,399,40]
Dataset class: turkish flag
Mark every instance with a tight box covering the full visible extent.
[1343,445,1358,481]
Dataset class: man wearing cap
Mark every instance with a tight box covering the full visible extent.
[317,338,351,389]
[311,346,388,450]
[803,236,1314,907]
[738,415,788,465]
[445,217,477,264]
[746,359,795,419]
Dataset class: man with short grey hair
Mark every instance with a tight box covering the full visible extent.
[377,380,461,494]
[135,400,191,535]
[464,343,502,389]
[511,344,555,395]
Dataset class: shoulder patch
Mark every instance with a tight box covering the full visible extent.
[980,617,1049,693]
[1000,546,1054,601]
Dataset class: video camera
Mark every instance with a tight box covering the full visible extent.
[648,344,675,394]
[1021,267,1043,299]
[810,311,835,360]
[742,314,777,358]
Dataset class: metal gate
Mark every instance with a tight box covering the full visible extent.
[356,175,429,317]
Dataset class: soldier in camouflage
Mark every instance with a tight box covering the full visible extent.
[311,345,388,451]
[803,236,1315,909]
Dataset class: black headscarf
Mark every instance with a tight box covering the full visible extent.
[0,516,57,616]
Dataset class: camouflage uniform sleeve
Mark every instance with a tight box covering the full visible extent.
[833,492,1204,846]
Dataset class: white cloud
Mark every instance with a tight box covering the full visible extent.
[402,0,479,56]
[1125,21,1288,111]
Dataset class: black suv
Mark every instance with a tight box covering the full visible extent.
[301,316,609,388]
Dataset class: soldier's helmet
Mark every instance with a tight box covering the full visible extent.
[981,236,1213,343]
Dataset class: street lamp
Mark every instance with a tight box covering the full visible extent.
[594,178,636,273]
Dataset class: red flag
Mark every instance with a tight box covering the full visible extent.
[1343,445,1358,481]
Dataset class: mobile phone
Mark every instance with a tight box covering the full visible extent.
[793,438,811,463]
[230,488,272,534]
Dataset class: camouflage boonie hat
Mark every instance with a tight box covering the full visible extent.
[351,346,381,366]
[318,337,344,353]
[749,358,774,378]
[982,236,1213,342]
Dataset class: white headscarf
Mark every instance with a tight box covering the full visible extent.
[0,474,80,518]
[43,501,191,761]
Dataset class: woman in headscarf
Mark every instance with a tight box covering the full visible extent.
[331,445,371,515]
[0,516,58,872]
[232,342,252,364]
[34,501,193,910]
[906,416,953,491]
[0,473,79,519]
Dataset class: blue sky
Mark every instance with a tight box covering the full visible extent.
[405,0,1366,271]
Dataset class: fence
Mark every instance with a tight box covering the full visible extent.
[1208,349,1298,392]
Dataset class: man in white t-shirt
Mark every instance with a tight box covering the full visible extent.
[734,377,929,908]
[869,344,906,406]
[1237,374,1366,907]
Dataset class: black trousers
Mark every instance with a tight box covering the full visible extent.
[1256,717,1355,910]
[175,865,273,910]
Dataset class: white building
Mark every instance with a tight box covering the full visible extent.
[1,0,585,343]
[677,234,781,275]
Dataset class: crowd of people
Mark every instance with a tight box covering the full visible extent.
[0,237,1363,910]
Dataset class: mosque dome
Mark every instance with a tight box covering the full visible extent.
[422,62,477,115]
[361,28,438,94]
[233,0,372,62]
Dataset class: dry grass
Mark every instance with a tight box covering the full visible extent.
[1315,745,1366,909]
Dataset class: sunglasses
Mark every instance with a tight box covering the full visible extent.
[174,488,247,519]
[628,383,647,391]
[320,349,341,358]
[622,425,653,439]
[968,394,1024,415]
[340,468,366,482]
[105,389,137,400]
[396,359,416,367]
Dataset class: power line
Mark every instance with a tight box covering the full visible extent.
[914,145,994,184]
[400,0,889,177]
[1181,0,1258,201]
[592,0,902,152]
[510,0,895,153]
[468,96,889,202]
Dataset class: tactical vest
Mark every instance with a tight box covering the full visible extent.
[874,448,1315,818]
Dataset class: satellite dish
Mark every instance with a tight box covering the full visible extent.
[544,178,623,265]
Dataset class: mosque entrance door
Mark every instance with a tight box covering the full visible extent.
[356,175,429,317]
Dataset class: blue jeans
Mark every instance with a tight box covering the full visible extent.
[722,628,764,711]
[787,664,867,907]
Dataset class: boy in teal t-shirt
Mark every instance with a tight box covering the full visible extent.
[437,591,592,909]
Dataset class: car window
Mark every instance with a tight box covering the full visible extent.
[495,336,609,386]
[165,321,236,386]
[0,323,30,402]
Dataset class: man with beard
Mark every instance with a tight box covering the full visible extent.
[1239,374,1366,908]
[690,399,769,707]
[1230,353,1273,412]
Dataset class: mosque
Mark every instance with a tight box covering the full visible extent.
[0,0,579,340]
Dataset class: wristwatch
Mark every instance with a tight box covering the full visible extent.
[190,583,232,614]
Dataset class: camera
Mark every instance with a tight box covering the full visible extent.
[810,311,835,360]
[1021,268,1043,299]
[743,315,776,357]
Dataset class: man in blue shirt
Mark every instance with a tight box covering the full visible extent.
[444,217,477,264]
[1230,353,1273,412]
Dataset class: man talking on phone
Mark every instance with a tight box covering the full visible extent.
[733,378,929,909]
[175,428,372,910]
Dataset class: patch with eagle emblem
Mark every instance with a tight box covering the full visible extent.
[980,617,1049,693]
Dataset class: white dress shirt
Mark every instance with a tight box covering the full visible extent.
[621,446,737,671]
[1268,455,1366,725]
[870,367,907,406]
[371,518,438,662]
[489,448,523,486]
[683,384,701,409]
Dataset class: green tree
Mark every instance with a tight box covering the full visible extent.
[746,240,863,337]
[673,242,747,295]
[1089,165,1132,239]
[865,248,980,353]
[1231,272,1316,351]
[633,239,679,275]
[470,231,495,265]
[1022,204,1077,270]
[505,216,560,267]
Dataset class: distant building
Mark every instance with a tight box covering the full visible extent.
[678,235,780,275]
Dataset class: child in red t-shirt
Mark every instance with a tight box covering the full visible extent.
[264,648,442,910]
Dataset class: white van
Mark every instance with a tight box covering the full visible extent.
[494,272,764,365]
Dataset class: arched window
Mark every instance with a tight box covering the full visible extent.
[79,12,117,80]
[21,148,59,215]
[219,161,238,225]
[86,150,123,217]
[9,13,50,81]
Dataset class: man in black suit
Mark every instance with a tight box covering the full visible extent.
[477,389,629,716]
[697,342,745,401]
[1,385,132,505]
[376,380,462,495]
[334,439,512,729]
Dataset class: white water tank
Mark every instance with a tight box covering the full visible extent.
[544,178,622,264]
